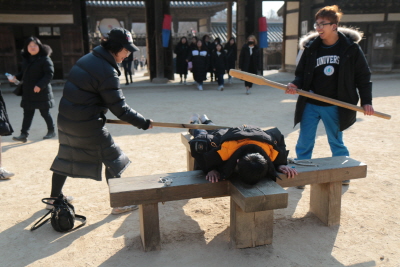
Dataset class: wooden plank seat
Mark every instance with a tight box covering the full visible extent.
[109,170,288,251]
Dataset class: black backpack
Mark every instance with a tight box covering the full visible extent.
[31,194,86,232]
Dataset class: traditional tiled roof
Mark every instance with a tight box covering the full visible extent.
[211,22,283,44]
[86,1,226,8]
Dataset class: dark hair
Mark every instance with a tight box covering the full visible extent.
[101,38,124,55]
[180,37,188,44]
[191,36,198,43]
[21,36,45,58]
[202,34,210,43]
[237,153,268,185]
[214,37,221,44]
[228,37,236,44]
[315,5,343,25]
[215,43,223,51]
[196,40,207,51]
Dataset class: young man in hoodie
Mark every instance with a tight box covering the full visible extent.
[285,5,374,187]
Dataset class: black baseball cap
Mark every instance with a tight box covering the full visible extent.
[108,28,139,53]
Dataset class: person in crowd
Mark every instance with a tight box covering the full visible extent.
[187,39,209,91]
[174,37,190,85]
[285,5,374,188]
[140,56,146,70]
[211,43,227,91]
[188,113,297,184]
[188,36,199,85]
[48,28,153,215]
[202,34,215,82]
[133,57,139,70]
[224,37,237,84]
[122,52,133,85]
[0,85,15,180]
[239,35,261,95]
[7,37,56,142]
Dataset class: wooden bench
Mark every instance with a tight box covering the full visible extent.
[108,133,367,251]
[180,133,367,227]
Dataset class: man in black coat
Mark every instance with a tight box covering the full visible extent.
[188,114,297,184]
[49,28,153,214]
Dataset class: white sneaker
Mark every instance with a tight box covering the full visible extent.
[189,113,200,124]
[220,86,224,91]
[198,85,203,91]
[0,167,14,180]
[200,114,209,124]
[184,80,187,85]
[217,85,222,91]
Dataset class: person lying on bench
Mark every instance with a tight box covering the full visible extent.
[188,114,297,184]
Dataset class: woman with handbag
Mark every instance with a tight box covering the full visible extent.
[7,36,55,143]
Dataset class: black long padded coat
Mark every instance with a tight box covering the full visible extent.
[50,46,150,180]
[15,45,55,110]
[174,42,189,75]
[239,44,261,73]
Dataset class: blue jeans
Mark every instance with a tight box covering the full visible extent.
[296,103,349,160]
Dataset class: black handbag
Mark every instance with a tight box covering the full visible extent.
[31,194,86,232]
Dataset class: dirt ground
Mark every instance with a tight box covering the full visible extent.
[0,72,399,267]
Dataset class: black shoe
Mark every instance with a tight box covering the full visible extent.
[43,131,56,139]
[125,82,129,85]
[13,133,28,143]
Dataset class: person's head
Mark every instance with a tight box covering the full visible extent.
[202,34,210,43]
[101,28,139,63]
[229,37,236,45]
[22,36,44,57]
[214,37,221,45]
[180,37,187,44]
[314,5,342,38]
[236,153,268,185]
[247,35,257,46]
[196,39,203,49]
[191,36,198,44]
[215,43,223,52]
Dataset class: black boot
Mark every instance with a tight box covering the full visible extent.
[125,74,129,85]
[43,129,56,139]
[130,74,133,83]
[13,133,28,143]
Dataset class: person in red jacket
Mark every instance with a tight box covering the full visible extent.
[188,114,297,184]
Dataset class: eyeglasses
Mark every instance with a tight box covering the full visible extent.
[313,22,334,29]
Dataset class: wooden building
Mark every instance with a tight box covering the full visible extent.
[280,0,400,72]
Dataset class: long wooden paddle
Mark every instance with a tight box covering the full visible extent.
[106,119,229,130]
[229,69,391,120]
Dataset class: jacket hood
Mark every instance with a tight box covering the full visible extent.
[92,45,121,76]
[299,27,363,49]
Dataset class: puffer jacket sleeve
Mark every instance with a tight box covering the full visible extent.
[99,75,149,129]
[354,46,372,106]
[36,57,54,89]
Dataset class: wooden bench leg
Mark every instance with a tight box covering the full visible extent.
[230,198,273,249]
[186,150,195,171]
[310,181,342,226]
[139,203,161,251]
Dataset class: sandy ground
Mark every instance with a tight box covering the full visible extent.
[0,71,399,267]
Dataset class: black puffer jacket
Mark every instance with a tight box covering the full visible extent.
[292,28,372,131]
[224,43,237,70]
[51,46,150,180]
[174,42,189,75]
[16,45,54,109]
[189,126,289,181]
[188,49,209,82]
[211,50,227,75]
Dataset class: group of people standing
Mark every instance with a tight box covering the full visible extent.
[174,35,240,91]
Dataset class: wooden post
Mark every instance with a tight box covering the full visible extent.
[227,1,232,41]
[139,203,161,251]
[310,182,342,226]
[230,198,273,248]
